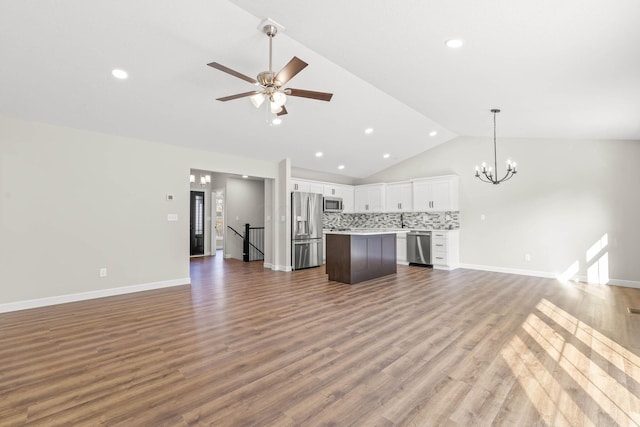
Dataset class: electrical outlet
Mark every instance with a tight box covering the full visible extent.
[525,254,531,262]
[99,268,107,277]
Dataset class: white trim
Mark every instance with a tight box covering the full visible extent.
[0,278,190,314]
[458,264,640,288]
[433,264,459,271]
[268,264,292,272]
[458,263,558,279]
[607,278,640,289]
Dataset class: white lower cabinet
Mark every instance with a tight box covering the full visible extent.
[431,230,459,270]
[396,232,408,265]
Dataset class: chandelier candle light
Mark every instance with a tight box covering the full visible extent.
[475,109,517,184]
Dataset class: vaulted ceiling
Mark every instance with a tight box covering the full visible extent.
[1,1,638,178]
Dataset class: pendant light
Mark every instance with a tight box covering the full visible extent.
[475,109,517,184]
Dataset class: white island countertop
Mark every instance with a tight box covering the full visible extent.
[323,229,407,235]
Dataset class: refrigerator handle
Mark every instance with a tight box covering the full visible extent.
[307,197,312,235]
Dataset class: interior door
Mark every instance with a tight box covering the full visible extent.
[190,191,205,256]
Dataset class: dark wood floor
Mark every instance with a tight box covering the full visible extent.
[1,256,640,426]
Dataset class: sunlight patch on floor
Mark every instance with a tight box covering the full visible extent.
[501,298,640,426]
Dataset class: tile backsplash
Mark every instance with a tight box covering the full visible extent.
[323,211,460,230]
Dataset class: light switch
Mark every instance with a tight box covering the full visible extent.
[167,214,178,221]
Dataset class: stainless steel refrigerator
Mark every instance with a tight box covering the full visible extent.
[291,191,323,270]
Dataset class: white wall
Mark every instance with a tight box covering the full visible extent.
[292,166,357,185]
[360,136,640,284]
[280,159,292,271]
[0,116,279,309]
[224,178,265,260]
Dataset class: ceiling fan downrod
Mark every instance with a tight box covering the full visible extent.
[264,24,277,73]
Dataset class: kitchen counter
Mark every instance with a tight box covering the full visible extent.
[326,232,397,284]
[324,229,403,235]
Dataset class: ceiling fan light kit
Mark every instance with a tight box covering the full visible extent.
[207,19,333,120]
[475,109,517,185]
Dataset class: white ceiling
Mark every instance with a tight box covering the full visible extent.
[1,1,638,179]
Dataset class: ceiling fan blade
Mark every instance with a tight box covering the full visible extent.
[286,88,333,102]
[274,57,308,86]
[207,62,258,85]
[216,91,261,102]
[277,106,288,116]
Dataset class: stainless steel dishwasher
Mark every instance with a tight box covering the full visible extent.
[407,231,432,265]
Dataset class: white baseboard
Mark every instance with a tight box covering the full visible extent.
[458,263,556,279]
[607,278,640,289]
[0,278,191,314]
[458,264,640,288]
[264,263,292,272]
[263,262,291,271]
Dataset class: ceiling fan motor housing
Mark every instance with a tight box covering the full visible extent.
[257,71,276,87]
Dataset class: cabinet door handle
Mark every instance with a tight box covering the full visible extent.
[436,244,444,247]
[398,203,401,209]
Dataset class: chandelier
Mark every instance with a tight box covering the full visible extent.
[475,109,517,184]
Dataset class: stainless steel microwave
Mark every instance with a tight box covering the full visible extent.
[323,196,343,213]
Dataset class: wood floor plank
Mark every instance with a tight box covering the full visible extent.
[1,255,639,426]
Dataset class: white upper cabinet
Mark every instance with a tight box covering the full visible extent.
[385,181,413,212]
[324,184,355,213]
[412,175,459,212]
[354,184,386,212]
[290,179,324,194]
[291,174,458,214]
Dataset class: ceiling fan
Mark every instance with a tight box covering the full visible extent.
[207,22,333,117]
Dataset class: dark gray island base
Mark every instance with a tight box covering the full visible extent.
[326,232,397,284]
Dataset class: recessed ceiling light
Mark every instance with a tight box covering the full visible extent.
[383,153,390,159]
[272,118,282,125]
[242,175,248,179]
[364,128,373,135]
[112,69,128,79]
[445,39,464,49]
[315,152,323,157]
[429,131,438,137]
[338,165,345,170]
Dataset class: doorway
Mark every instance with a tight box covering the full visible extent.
[190,190,205,256]
[213,189,225,253]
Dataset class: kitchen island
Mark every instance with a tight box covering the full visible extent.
[325,230,397,284]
